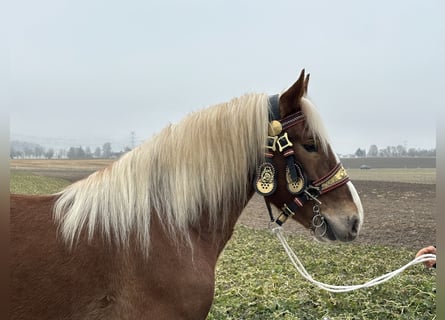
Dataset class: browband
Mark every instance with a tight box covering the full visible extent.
[268,94,305,135]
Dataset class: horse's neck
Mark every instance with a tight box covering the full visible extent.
[196,189,256,258]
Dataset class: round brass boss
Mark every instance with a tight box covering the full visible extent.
[268,120,282,136]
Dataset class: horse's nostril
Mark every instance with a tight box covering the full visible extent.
[349,216,359,237]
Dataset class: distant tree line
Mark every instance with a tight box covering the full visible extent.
[10,141,131,159]
[354,144,436,158]
[11,140,435,159]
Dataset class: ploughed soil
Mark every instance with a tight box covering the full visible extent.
[240,181,436,250]
[16,168,436,250]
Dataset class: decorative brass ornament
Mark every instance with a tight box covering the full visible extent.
[268,120,282,136]
[276,132,293,152]
[320,166,349,190]
[255,163,276,196]
[265,136,278,152]
[286,167,304,194]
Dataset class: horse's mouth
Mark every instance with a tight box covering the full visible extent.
[313,218,339,242]
[324,223,337,241]
[316,215,360,242]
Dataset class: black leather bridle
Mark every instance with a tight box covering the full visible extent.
[254,95,350,232]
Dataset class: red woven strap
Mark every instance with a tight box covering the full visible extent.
[280,111,305,131]
[312,163,350,195]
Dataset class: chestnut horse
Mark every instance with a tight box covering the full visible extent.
[11,70,363,319]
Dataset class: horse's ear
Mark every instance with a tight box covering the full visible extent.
[304,73,310,95]
[279,69,306,118]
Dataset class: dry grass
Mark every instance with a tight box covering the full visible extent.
[10,160,436,185]
[10,159,114,171]
[347,168,436,184]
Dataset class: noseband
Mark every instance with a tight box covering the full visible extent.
[254,95,350,235]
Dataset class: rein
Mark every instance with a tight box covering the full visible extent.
[272,226,436,292]
[254,94,349,233]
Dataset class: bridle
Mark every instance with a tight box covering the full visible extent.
[254,94,350,236]
[252,96,436,293]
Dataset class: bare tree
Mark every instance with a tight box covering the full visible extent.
[355,148,366,157]
[85,147,92,159]
[45,149,54,159]
[94,147,101,158]
[367,144,378,157]
[396,145,406,157]
[102,143,112,158]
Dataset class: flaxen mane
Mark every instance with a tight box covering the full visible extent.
[53,93,329,251]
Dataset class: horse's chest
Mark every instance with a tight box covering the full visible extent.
[105,265,215,319]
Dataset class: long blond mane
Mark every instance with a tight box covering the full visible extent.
[54,93,270,250]
[53,93,329,251]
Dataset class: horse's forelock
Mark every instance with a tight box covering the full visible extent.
[300,97,330,154]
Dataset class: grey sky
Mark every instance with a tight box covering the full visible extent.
[6,0,443,155]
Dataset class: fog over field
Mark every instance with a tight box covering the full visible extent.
[7,1,441,156]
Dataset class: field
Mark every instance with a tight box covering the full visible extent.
[10,160,436,319]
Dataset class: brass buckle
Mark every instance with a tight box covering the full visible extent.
[277,132,293,152]
[276,204,296,225]
[282,203,296,217]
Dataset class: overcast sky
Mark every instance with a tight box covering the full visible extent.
[5,0,443,155]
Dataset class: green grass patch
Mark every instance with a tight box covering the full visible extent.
[10,171,70,195]
[208,225,436,319]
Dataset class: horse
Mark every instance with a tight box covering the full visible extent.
[10,69,363,319]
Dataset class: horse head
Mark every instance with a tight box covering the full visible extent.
[255,70,363,242]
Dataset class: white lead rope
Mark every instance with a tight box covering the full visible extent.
[272,227,436,293]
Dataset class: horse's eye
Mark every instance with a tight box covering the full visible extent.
[302,143,318,153]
